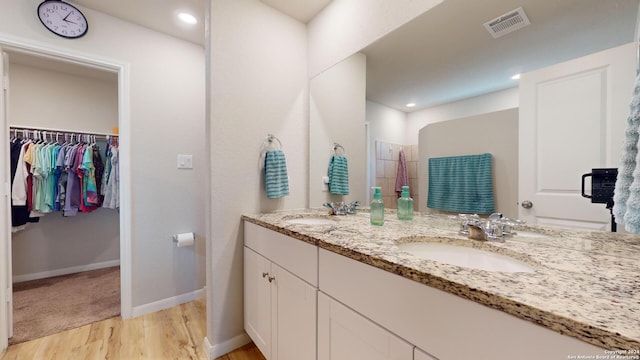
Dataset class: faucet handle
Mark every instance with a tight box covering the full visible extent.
[323,202,337,215]
[488,212,503,220]
[346,200,360,214]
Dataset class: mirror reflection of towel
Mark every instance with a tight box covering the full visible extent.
[427,153,494,214]
[395,148,409,196]
[264,150,289,199]
[329,155,349,195]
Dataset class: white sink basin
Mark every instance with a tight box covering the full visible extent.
[285,217,336,225]
[398,242,535,273]
[514,231,547,239]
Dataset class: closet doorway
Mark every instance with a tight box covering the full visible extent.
[0,43,131,348]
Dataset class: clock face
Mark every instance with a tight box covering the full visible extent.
[37,1,88,39]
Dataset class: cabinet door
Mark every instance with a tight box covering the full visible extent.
[244,247,272,359]
[318,292,412,360]
[272,264,317,360]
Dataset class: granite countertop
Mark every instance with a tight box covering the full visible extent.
[242,209,640,351]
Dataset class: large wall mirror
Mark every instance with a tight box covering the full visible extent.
[310,0,639,231]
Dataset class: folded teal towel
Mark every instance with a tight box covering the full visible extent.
[329,155,349,195]
[264,150,289,199]
[427,153,495,214]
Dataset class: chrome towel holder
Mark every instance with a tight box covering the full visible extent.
[333,142,346,156]
[263,133,283,150]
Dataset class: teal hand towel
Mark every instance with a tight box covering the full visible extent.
[264,150,289,199]
[329,155,349,195]
[427,153,495,214]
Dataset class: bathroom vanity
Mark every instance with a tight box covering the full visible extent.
[242,210,640,360]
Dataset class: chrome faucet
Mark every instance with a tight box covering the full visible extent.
[456,213,524,242]
[323,201,360,215]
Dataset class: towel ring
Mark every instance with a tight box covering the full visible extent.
[333,143,346,156]
[264,134,283,150]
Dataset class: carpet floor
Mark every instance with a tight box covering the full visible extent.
[10,266,121,345]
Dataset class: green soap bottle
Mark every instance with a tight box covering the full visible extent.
[397,186,414,221]
[370,187,384,226]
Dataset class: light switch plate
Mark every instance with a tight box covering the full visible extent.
[177,154,193,169]
[322,176,329,191]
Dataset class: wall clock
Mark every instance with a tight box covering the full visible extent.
[37,1,88,39]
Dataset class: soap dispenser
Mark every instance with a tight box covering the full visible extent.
[397,186,414,221]
[370,187,384,226]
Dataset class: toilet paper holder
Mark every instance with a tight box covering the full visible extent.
[173,232,195,247]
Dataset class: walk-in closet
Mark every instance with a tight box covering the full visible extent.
[4,50,121,344]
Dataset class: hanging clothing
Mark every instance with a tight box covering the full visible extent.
[8,131,120,230]
[10,140,36,229]
[613,73,640,233]
[102,146,119,209]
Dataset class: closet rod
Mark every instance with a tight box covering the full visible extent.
[9,125,118,141]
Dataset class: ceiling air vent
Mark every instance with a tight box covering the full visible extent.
[483,7,530,39]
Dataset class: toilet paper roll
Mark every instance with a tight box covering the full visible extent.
[173,232,195,247]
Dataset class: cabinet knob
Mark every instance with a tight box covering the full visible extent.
[268,276,276,283]
[262,272,269,278]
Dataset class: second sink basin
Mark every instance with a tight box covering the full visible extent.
[398,242,535,273]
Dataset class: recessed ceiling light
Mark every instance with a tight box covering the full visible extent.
[406,103,416,107]
[178,12,198,25]
[511,73,521,80]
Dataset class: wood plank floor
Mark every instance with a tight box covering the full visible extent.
[0,298,265,360]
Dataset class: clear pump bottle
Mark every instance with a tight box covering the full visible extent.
[370,187,384,226]
[397,186,414,221]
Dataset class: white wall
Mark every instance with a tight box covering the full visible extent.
[9,62,118,133]
[367,100,407,145]
[0,0,206,313]
[9,61,120,280]
[207,0,307,354]
[406,87,519,144]
[307,0,443,77]
[309,53,367,207]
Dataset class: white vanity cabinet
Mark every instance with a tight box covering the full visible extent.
[318,292,413,360]
[244,222,318,360]
[319,248,603,360]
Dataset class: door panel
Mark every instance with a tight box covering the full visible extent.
[519,43,636,230]
[318,292,413,360]
[272,264,316,360]
[244,247,271,359]
[0,48,11,350]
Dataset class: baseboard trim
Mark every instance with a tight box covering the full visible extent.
[207,333,251,359]
[131,287,205,318]
[203,337,214,359]
[12,260,121,283]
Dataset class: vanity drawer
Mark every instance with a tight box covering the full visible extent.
[244,221,318,286]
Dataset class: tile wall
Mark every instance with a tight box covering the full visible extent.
[375,141,419,210]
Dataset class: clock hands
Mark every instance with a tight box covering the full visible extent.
[62,12,77,25]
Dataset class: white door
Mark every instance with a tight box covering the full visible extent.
[244,247,272,359]
[519,42,636,230]
[317,292,413,360]
[271,263,316,360]
[0,49,12,351]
